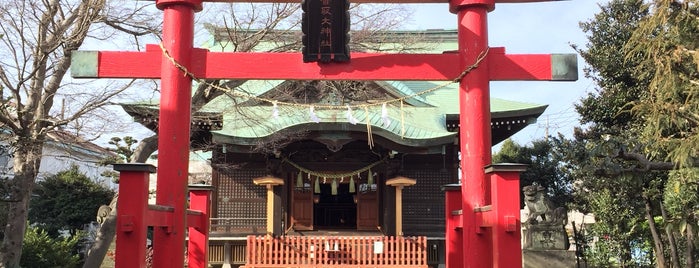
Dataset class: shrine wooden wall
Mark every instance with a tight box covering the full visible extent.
[400,151,459,238]
[211,167,267,235]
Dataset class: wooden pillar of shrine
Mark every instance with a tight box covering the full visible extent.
[253,176,284,236]
[386,176,416,236]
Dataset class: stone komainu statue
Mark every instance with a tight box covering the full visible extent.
[522,182,567,226]
[96,204,112,225]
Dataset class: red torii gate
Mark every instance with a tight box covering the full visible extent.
[71,0,576,267]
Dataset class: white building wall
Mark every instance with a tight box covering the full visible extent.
[0,140,117,190]
[38,144,117,189]
[146,151,212,204]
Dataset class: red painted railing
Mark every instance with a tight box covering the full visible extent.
[243,235,428,267]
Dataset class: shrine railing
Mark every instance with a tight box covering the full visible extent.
[242,235,428,268]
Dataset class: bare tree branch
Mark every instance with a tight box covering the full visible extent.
[615,151,678,171]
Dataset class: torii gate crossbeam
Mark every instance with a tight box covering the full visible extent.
[74,46,575,81]
[71,0,576,267]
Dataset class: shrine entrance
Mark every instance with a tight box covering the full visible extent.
[287,141,382,233]
[291,176,380,231]
[314,182,356,229]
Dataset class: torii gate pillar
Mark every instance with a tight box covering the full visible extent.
[450,1,509,267]
[152,0,201,267]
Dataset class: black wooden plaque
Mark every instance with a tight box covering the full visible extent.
[302,0,350,63]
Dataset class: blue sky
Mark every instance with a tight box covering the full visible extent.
[405,1,607,147]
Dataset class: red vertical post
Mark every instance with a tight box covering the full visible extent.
[114,164,157,268]
[152,0,202,267]
[449,0,495,268]
[450,0,495,267]
[486,164,526,268]
[187,184,213,268]
[442,184,464,268]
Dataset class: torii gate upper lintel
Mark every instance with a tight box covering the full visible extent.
[71,0,576,267]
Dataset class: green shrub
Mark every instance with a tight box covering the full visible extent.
[20,225,81,268]
[29,165,114,236]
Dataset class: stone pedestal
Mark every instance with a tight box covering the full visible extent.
[522,224,576,268]
[523,224,570,250]
[523,249,578,268]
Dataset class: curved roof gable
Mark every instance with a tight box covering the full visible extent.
[201,80,547,147]
[121,79,547,149]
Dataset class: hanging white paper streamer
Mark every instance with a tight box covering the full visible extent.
[331,178,338,195]
[346,105,358,125]
[314,177,320,193]
[349,177,356,193]
[297,172,305,188]
[381,103,391,127]
[309,106,321,123]
[272,101,279,120]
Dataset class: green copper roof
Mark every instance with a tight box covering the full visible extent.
[197,80,547,147]
[122,79,547,148]
[211,104,452,147]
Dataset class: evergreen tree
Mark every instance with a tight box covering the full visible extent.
[492,138,573,209]
[560,0,699,266]
[28,165,114,237]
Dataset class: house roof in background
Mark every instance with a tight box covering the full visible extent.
[46,130,115,159]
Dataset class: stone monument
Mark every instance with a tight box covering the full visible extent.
[522,182,576,268]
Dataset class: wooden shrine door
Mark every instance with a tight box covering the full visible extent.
[356,183,378,231]
[291,180,314,230]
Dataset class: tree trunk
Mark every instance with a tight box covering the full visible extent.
[660,202,681,268]
[687,223,695,268]
[0,142,43,268]
[82,193,118,268]
[644,196,667,268]
[82,135,158,268]
[131,136,158,164]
